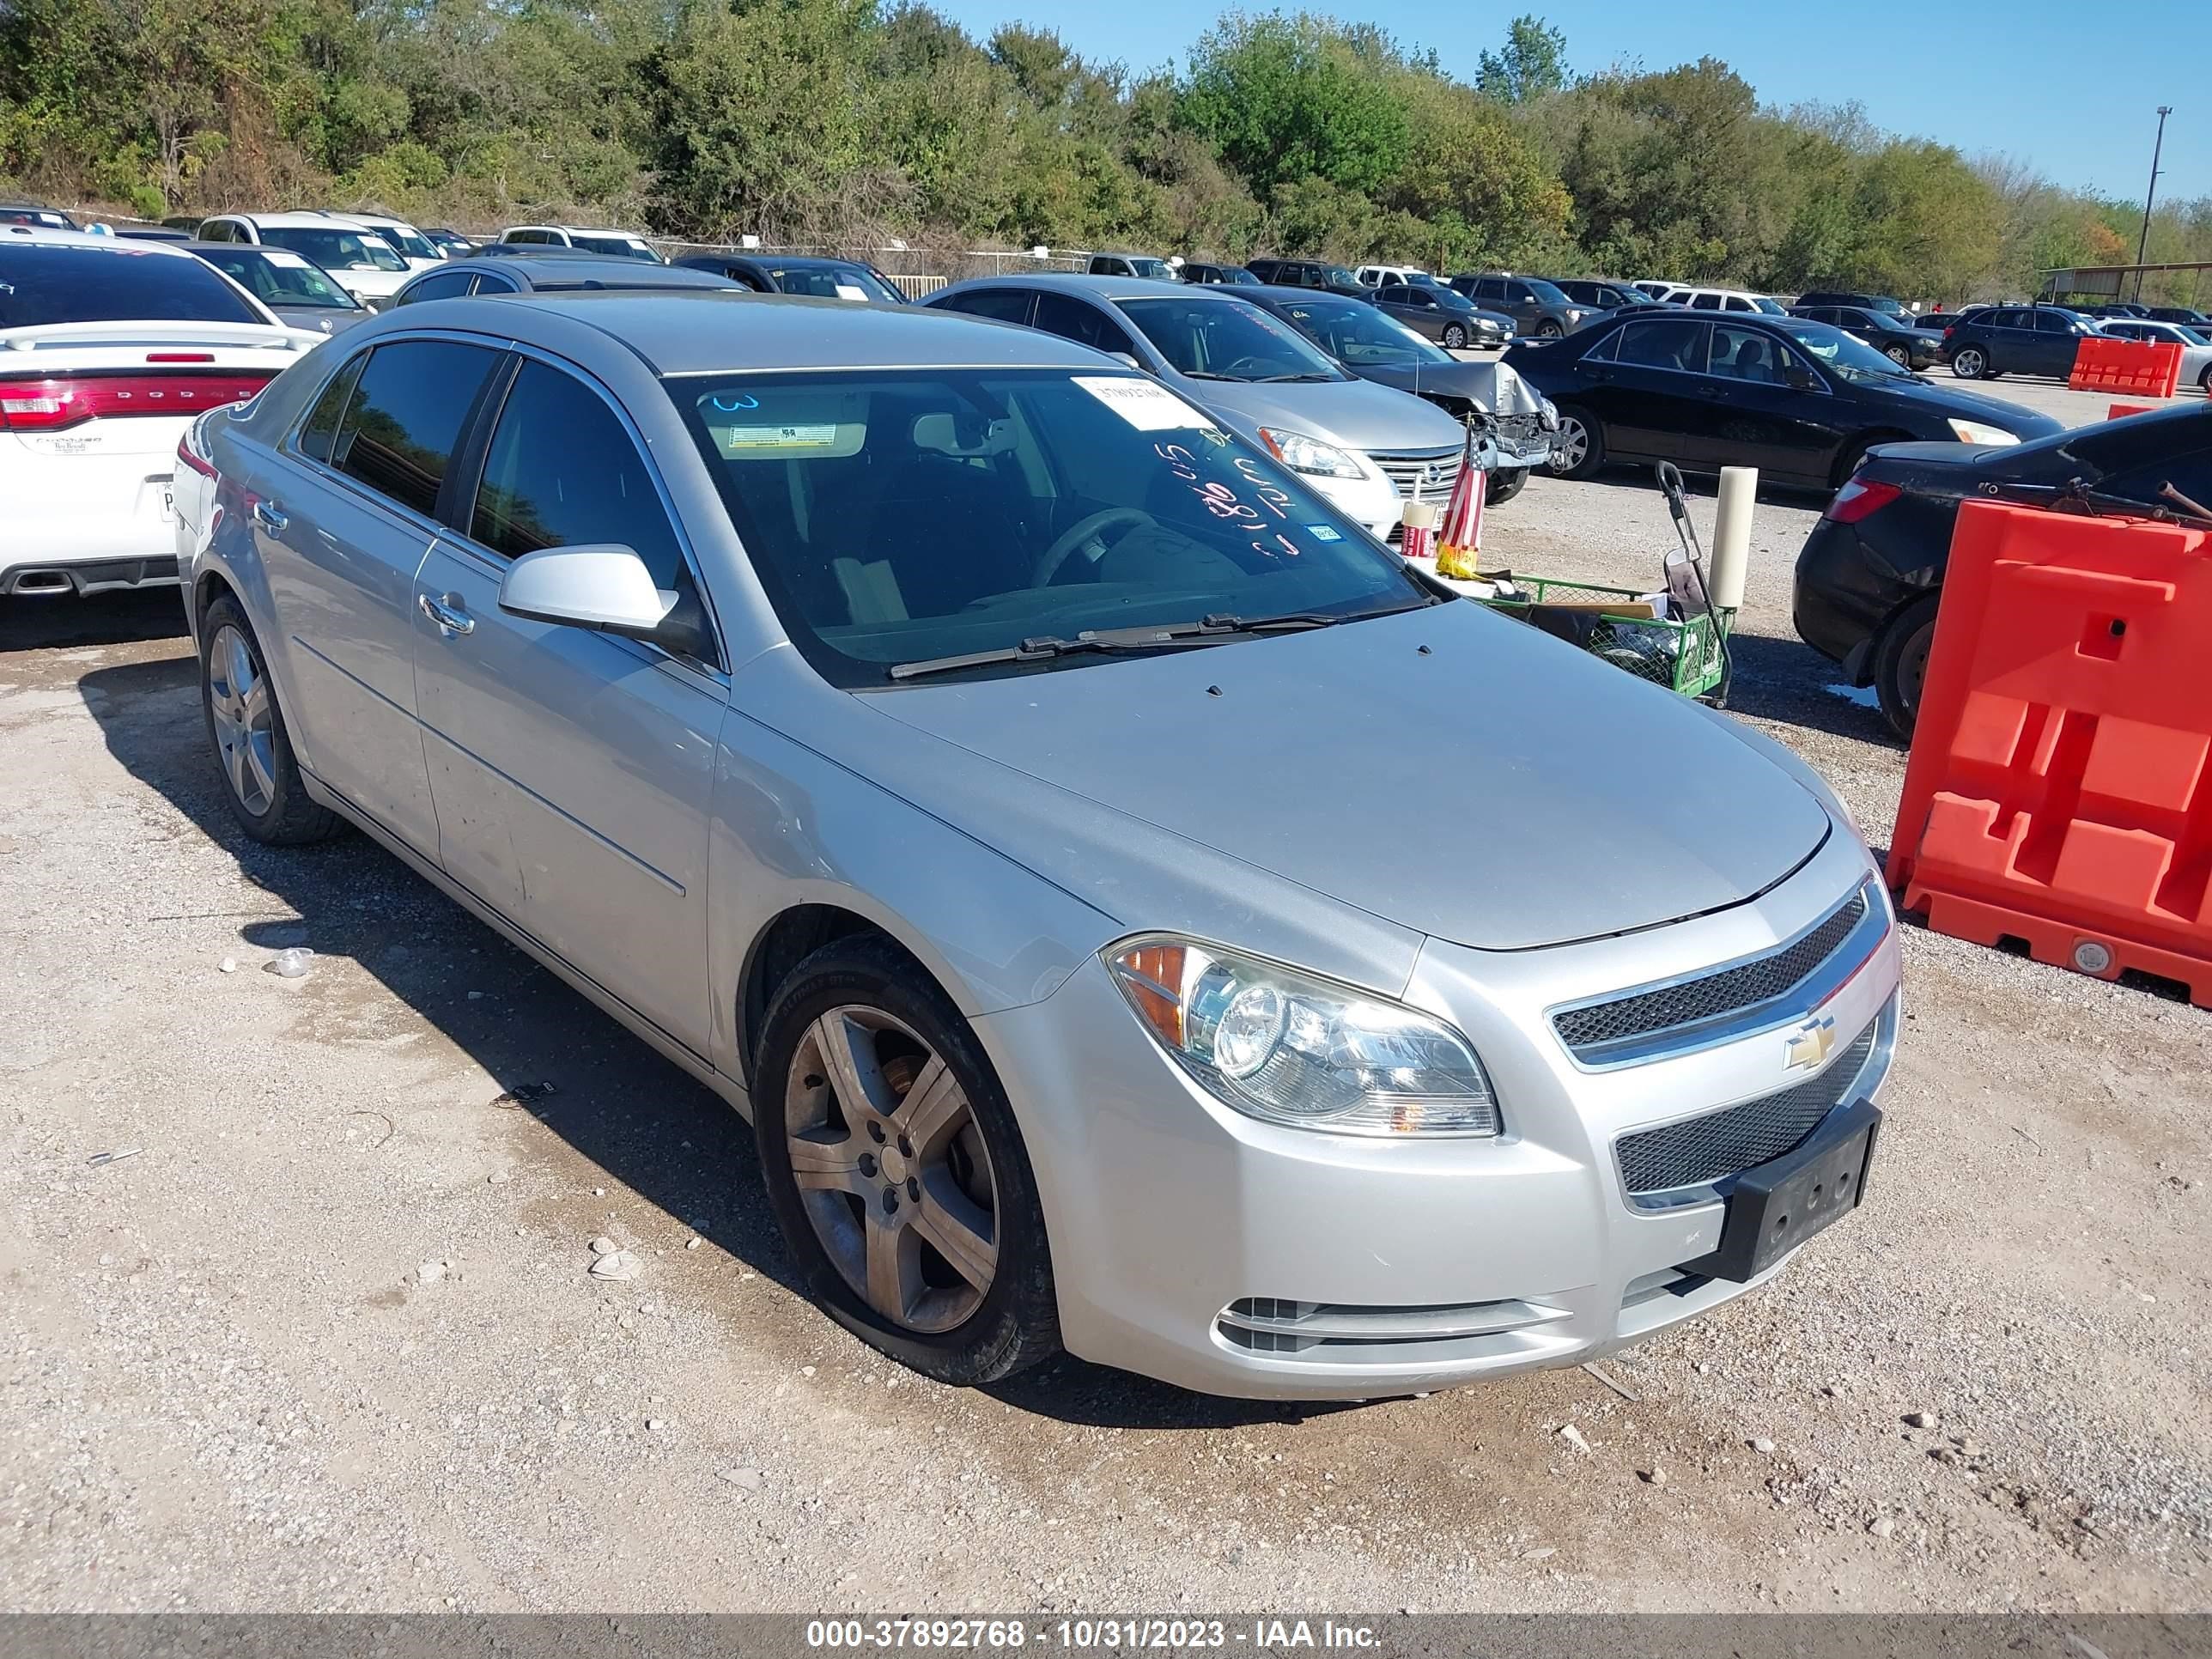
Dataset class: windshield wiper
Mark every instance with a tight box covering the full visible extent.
[885,603,1433,681]
[1258,373,1337,383]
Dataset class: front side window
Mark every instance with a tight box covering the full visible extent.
[260,228,407,272]
[369,222,439,262]
[327,341,501,516]
[939,288,1033,325]
[0,244,262,328]
[1708,324,1802,385]
[671,369,1428,686]
[1034,292,1137,358]
[471,360,688,594]
[1116,295,1344,383]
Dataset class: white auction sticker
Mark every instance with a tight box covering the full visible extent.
[833,283,870,302]
[1073,376,1215,432]
[259,249,311,268]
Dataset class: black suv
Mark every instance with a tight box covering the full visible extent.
[1796,289,1911,319]
[1446,273,1586,337]
[1243,258,1371,297]
[1941,304,2100,381]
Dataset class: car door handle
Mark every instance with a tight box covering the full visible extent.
[252,499,289,532]
[418,592,476,637]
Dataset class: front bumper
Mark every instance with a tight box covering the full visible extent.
[975,828,1901,1399]
[1302,468,1402,541]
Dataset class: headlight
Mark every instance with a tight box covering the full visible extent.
[1105,936,1501,1137]
[1258,428,1365,480]
[1947,418,2021,446]
[1476,317,1502,331]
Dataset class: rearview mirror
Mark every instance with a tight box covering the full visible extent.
[498,544,703,656]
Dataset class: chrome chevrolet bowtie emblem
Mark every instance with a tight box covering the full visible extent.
[1784,1015,1837,1073]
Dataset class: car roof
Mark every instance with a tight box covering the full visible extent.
[424,254,735,289]
[434,289,1119,374]
[937,272,1257,302]
[507,225,653,237]
[1,226,199,257]
[208,210,378,229]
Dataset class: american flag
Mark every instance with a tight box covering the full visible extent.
[1435,419,1486,576]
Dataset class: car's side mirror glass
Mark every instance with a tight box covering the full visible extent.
[497,543,702,655]
[1784,364,1821,391]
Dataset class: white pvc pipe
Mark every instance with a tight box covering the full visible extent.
[1711,465,1756,611]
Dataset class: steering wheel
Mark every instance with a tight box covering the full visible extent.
[1031,507,1155,586]
[1220,356,1276,380]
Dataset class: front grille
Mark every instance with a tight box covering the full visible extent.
[1372,447,1462,505]
[1615,1020,1875,1200]
[1555,888,1871,1060]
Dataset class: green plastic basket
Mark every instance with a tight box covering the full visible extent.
[1472,574,1733,702]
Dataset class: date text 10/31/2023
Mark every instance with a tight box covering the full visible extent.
[804,1618,1382,1650]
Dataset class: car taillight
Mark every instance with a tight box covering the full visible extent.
[1825,477,1902,525]
[0,373,275,433]
[177,424,218,480]
[1942,325,1955,339]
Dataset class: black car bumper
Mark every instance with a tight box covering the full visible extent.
[1793,517,1912,681]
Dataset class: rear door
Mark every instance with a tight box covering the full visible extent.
[2031,308,2087,379]
[1589,315,1711,462]
[252,338,502,854]
[411,354,725,1056]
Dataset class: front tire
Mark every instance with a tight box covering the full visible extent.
[1442,323,1468,349]
[1950,345,1988,380]
[1884,343,1912,368]
[1873,593,1941,740]
[199,594,342,844]
[752,936,1061,1386]
[1488,467,1528,504]
[1535,319,1564,339]
[1547,407,1604,480]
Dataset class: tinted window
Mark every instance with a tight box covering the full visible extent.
[1691,293,1723,310]
[297,355,367,464]
[329,341,501,517]
[2035,310,2081,333]
[2099,446,2212,513]
[769,263,900,303]
[1723,295,1756,312]
[939,289,1032,325]
[1710,324,1796,384]
[1614,318,1707,370]
[471,360,686,590]
[199,221,234,242]
[574,235,660,262]
[400,270,476,304]
[1034,292,1136,357]
[1376,284,1409,303]
[1474,279,1506,301]
[0,244,263,327]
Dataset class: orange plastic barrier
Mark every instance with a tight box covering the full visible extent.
[1887,501,2212,1006]
[2068,336,2183,398]
[2109,401,2158,420]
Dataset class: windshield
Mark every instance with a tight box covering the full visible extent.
[199,247,361,309]
[1273,295,1451,368]
[363,222,439,262]
[1126,258,1177,281]
[1,207,75,229]
[2172,325,2211,346]
[0,243,263,327]
[768,263,902,303]
[574,235,663,263]
[1776,319,1910,384]
[1226,267,1261,285]
[259,228,406,272]
[1322,266,1362,289]
[1750,295,1788,315]
[1115,295,1346,382]
[672,368,1423,685]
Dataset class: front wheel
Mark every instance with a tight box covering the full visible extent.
[1442,323,1468,349]
[1884,343,1912,368]
[1547,407,1604,479]
[1488,467,1528,504]
[1873,593,1941,740]
[1950,345,1988,380]
[752,936,1061,1386]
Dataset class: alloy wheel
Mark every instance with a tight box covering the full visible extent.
[1443,325,1467,349]
[1537,319,1563,338]
[785,1006,1000,1334]
[206,623,277,817]
[1886,344,1911,367]
[1550,416,1589,473]
[1953,347,1984,379]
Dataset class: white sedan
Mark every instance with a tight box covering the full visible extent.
[1,229,314,597]
[2094,318,2212,394]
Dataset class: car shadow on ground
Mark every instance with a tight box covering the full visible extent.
[1717,631,1899,747]
[70,644,1316,1431]
[0,588,188,652]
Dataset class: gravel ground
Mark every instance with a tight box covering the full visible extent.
[1,372,2207,1616]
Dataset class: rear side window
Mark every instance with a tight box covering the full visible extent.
[1615,317,1707,370]
[328,341,501,517]
[0,245,263,328]
[469,359,686,590]
[1691,293,1723,310]
[400,270,475,304]
[939,289,1033,325]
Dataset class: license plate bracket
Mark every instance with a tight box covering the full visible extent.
[1680,1099,1880,1283]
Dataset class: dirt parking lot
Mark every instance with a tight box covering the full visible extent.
[2,371,2208,1615]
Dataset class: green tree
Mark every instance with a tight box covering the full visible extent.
[1474,14,1565,105]
[1178,12,1407,199]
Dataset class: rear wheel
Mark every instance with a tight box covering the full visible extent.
[1950,345,1988,380]
[199,594,342,844]
[1535,319,1564,339]
[1547,407,1604,479]
[1873,593,1941,740]
[1442,323,1468,349]
[752,936,1060,1386]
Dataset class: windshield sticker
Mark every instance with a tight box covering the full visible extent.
[1306,524,1342,542]
[717,422,847,453]
[1074,376,1215,432]
[259,249,310,269]
[833,283,870,302]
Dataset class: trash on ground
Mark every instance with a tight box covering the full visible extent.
[264,947,315,978]
[589,1248,641,1282]
[87,1148,144,1167]
[490,1081,559,1109]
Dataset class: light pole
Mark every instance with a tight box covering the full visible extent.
[2134,106,2172,301]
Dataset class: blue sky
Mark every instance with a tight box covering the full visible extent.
[926,0,2210,202]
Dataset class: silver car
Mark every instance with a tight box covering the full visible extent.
[924,275,1468,540]
[177,291,1901,1401]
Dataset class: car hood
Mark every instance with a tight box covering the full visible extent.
[1172,370,1467,454]
[863,604,1832,951]
[1866,374,2066,437]
[1353,358,1547,417]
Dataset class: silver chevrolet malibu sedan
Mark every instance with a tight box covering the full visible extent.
[176,291,1902,1399]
